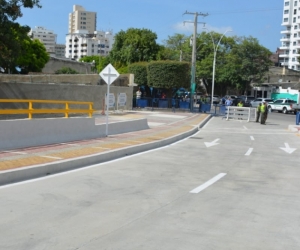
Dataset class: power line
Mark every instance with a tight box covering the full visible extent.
[205,8,282,15]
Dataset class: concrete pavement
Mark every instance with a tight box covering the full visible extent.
[0,111,210,185]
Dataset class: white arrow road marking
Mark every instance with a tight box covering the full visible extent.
[190,173,227,194]
[280,143,297,154]
[250,136,255,141]
[245,148,253,156]
[204,138,220,148]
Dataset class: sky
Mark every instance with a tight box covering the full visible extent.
[18,0,283,52]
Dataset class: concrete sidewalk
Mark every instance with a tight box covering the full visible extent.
[0,111,210,185]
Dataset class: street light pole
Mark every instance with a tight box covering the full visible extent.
[205,29,232,107]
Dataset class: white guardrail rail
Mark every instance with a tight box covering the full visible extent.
[225,106,256,122]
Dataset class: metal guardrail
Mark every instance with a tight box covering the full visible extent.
[0,99,94,119]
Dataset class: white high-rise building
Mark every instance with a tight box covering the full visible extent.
[65,30,114,60]
[69,5,97,34]
[28,26,57,55]
[280,0,300,71]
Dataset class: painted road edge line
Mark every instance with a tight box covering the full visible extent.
[190,173,227,194]
[245,148,253,156]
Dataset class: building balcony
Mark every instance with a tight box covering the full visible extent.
[279,45,290,49]
[281,22,292,27]
[280,37,290,42]
[279,54,289,58]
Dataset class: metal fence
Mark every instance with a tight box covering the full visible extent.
[132,97,231,115]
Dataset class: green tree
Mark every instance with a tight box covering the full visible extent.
[80,55,110,73]
[162,33,190,61]
[0,0,41,73]
[17,38,49,74]
[109,28,160,66]
[230,36,272,93]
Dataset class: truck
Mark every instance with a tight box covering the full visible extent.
[267,99,297,114]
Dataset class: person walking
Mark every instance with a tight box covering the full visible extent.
[256,103,262,122]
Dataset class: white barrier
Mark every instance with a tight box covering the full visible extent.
[226,106,256,122]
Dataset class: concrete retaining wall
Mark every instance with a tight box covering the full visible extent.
[0,82,134,111]
[0,117,149,151]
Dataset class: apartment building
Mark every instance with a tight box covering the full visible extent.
[280,0,300,70]
[65,30,114,60]
[69,5,97,34]
[28,26,57,56]
[55,44,66,58]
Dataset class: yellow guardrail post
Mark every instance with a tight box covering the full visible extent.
[65,102,69,118]
[89,103,93,118]
[28,101,33,119]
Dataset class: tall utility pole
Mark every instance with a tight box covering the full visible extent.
[183,11,208,112]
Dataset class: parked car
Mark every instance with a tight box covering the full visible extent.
[238,96,255,107]
[231,97,244,106]
[207,95,220,104]
[267,99,297,114]
[250,98,274,108]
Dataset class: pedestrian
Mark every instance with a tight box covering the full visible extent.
[136,88,141,108]
[256,103,262,122]
[237,100,243,107]
[225,98,232,106]
[260,101,267,125]
[263,102,268,124]
[237,100,243,119]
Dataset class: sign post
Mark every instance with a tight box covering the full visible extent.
[99,64,120,136]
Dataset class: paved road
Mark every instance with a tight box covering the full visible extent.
[0,113,299,249]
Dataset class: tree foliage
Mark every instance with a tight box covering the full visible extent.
[79,55,110,73]
[163,32,272,95]
[0,0,42,73]
[147,61,190,89]
[109,28,160,65]
[17,38,49,73]
[55,67,79,74]
[128,62,148,85]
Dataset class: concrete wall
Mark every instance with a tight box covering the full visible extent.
[0,81,134,111]
[42,57,93,74]
[0,73,134,86]
[0,117,149,151]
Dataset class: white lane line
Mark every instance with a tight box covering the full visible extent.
[245,148,253,156]
[40,156,63,160]
[250,136,255,141]
[2,151,27,155]
[243,126,248,130]
[190,173,227,194]
[118,143,133,145]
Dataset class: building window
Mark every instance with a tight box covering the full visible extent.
[295,25,298,29]
[294,33,297,37]
[295,1,298,6]
[294,9,297,14]
[285,10,289,14]
[284,18,288,22]
[285,1,289,6]
[293,49,296,53]
[294,17,297,22]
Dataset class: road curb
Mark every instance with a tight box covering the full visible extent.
[0,115,211,186]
